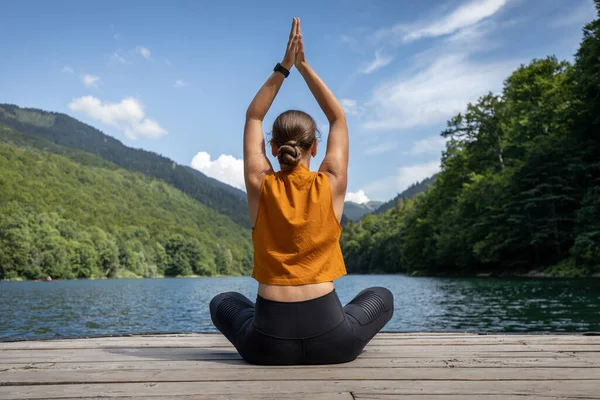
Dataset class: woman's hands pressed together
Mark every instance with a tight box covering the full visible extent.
[281,18,298,70]
[294,19,306,70]
[282,18,306,71]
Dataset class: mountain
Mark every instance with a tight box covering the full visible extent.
[374,175,437,215]
[0,104,250,228]
[343,201,384,221]
[0,123,252,280]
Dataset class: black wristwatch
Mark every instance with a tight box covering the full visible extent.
[274,62,290,78]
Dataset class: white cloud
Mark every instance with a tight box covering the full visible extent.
[81,74,100,88]
[365,160,440,200]
[378,0,509,43]
[165,58,172,66]
[62,66,74,73]
[345,190,370,204]
[408,136,448,155]
[113,33,122,40]
[551,0,596,27]
[191,152,245,190]
[174,79,186,88]
[360,51,393,74]
[359,0,520,132]
[135,47,151,59]
[362,52,515,131]
[68,96,167,140]
[341,98,361,117]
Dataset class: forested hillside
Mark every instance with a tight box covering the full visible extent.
[341,3,600,277]
[0,105,250,228]
[0,129,252,280]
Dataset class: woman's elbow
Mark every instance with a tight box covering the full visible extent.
[328,113,347,125]
[245,110,263,122]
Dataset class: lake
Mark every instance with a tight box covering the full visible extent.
[1,275,599,340]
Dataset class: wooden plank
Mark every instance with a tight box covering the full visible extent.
[575,352,600,360]
[0,347,579,363]
[1,380,600,399]
[354,396,600,400]
[1,354,597,371]
[0,333,483,345]
[47,396,599,400]
[365,344,600,352]
[17,394,355,400]
[2,343,596,353]
[3,335,599,349]
[1,367,599,385]
[371,336,600,346]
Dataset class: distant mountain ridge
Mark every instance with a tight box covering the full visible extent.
[343,201,384,221]
[0,104,250,228]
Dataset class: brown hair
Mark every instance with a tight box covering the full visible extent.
[271,110,320,167]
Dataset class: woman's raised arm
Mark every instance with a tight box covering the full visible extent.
[244,19,299,197]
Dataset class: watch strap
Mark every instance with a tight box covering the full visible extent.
[274,62,290,78]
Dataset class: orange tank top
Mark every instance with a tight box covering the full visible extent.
[251,163,347,285]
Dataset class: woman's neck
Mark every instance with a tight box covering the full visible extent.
[280,159,311,171]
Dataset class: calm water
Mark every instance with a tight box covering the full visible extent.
[1,275,599,340]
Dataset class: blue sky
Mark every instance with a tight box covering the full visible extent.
[1,0,595,202]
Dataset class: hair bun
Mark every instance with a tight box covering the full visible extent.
[277,140,300,166]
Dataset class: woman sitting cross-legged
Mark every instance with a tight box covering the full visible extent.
[210,17,393,365]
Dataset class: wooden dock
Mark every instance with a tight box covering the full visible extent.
[1,333,599,399]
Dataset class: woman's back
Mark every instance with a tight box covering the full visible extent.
[253,163,346,299]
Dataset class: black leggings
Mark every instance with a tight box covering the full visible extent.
[210,287,393,365]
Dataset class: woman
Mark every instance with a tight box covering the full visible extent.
[210,18,393,365]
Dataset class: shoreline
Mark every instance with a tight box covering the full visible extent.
[409,269,600,279]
